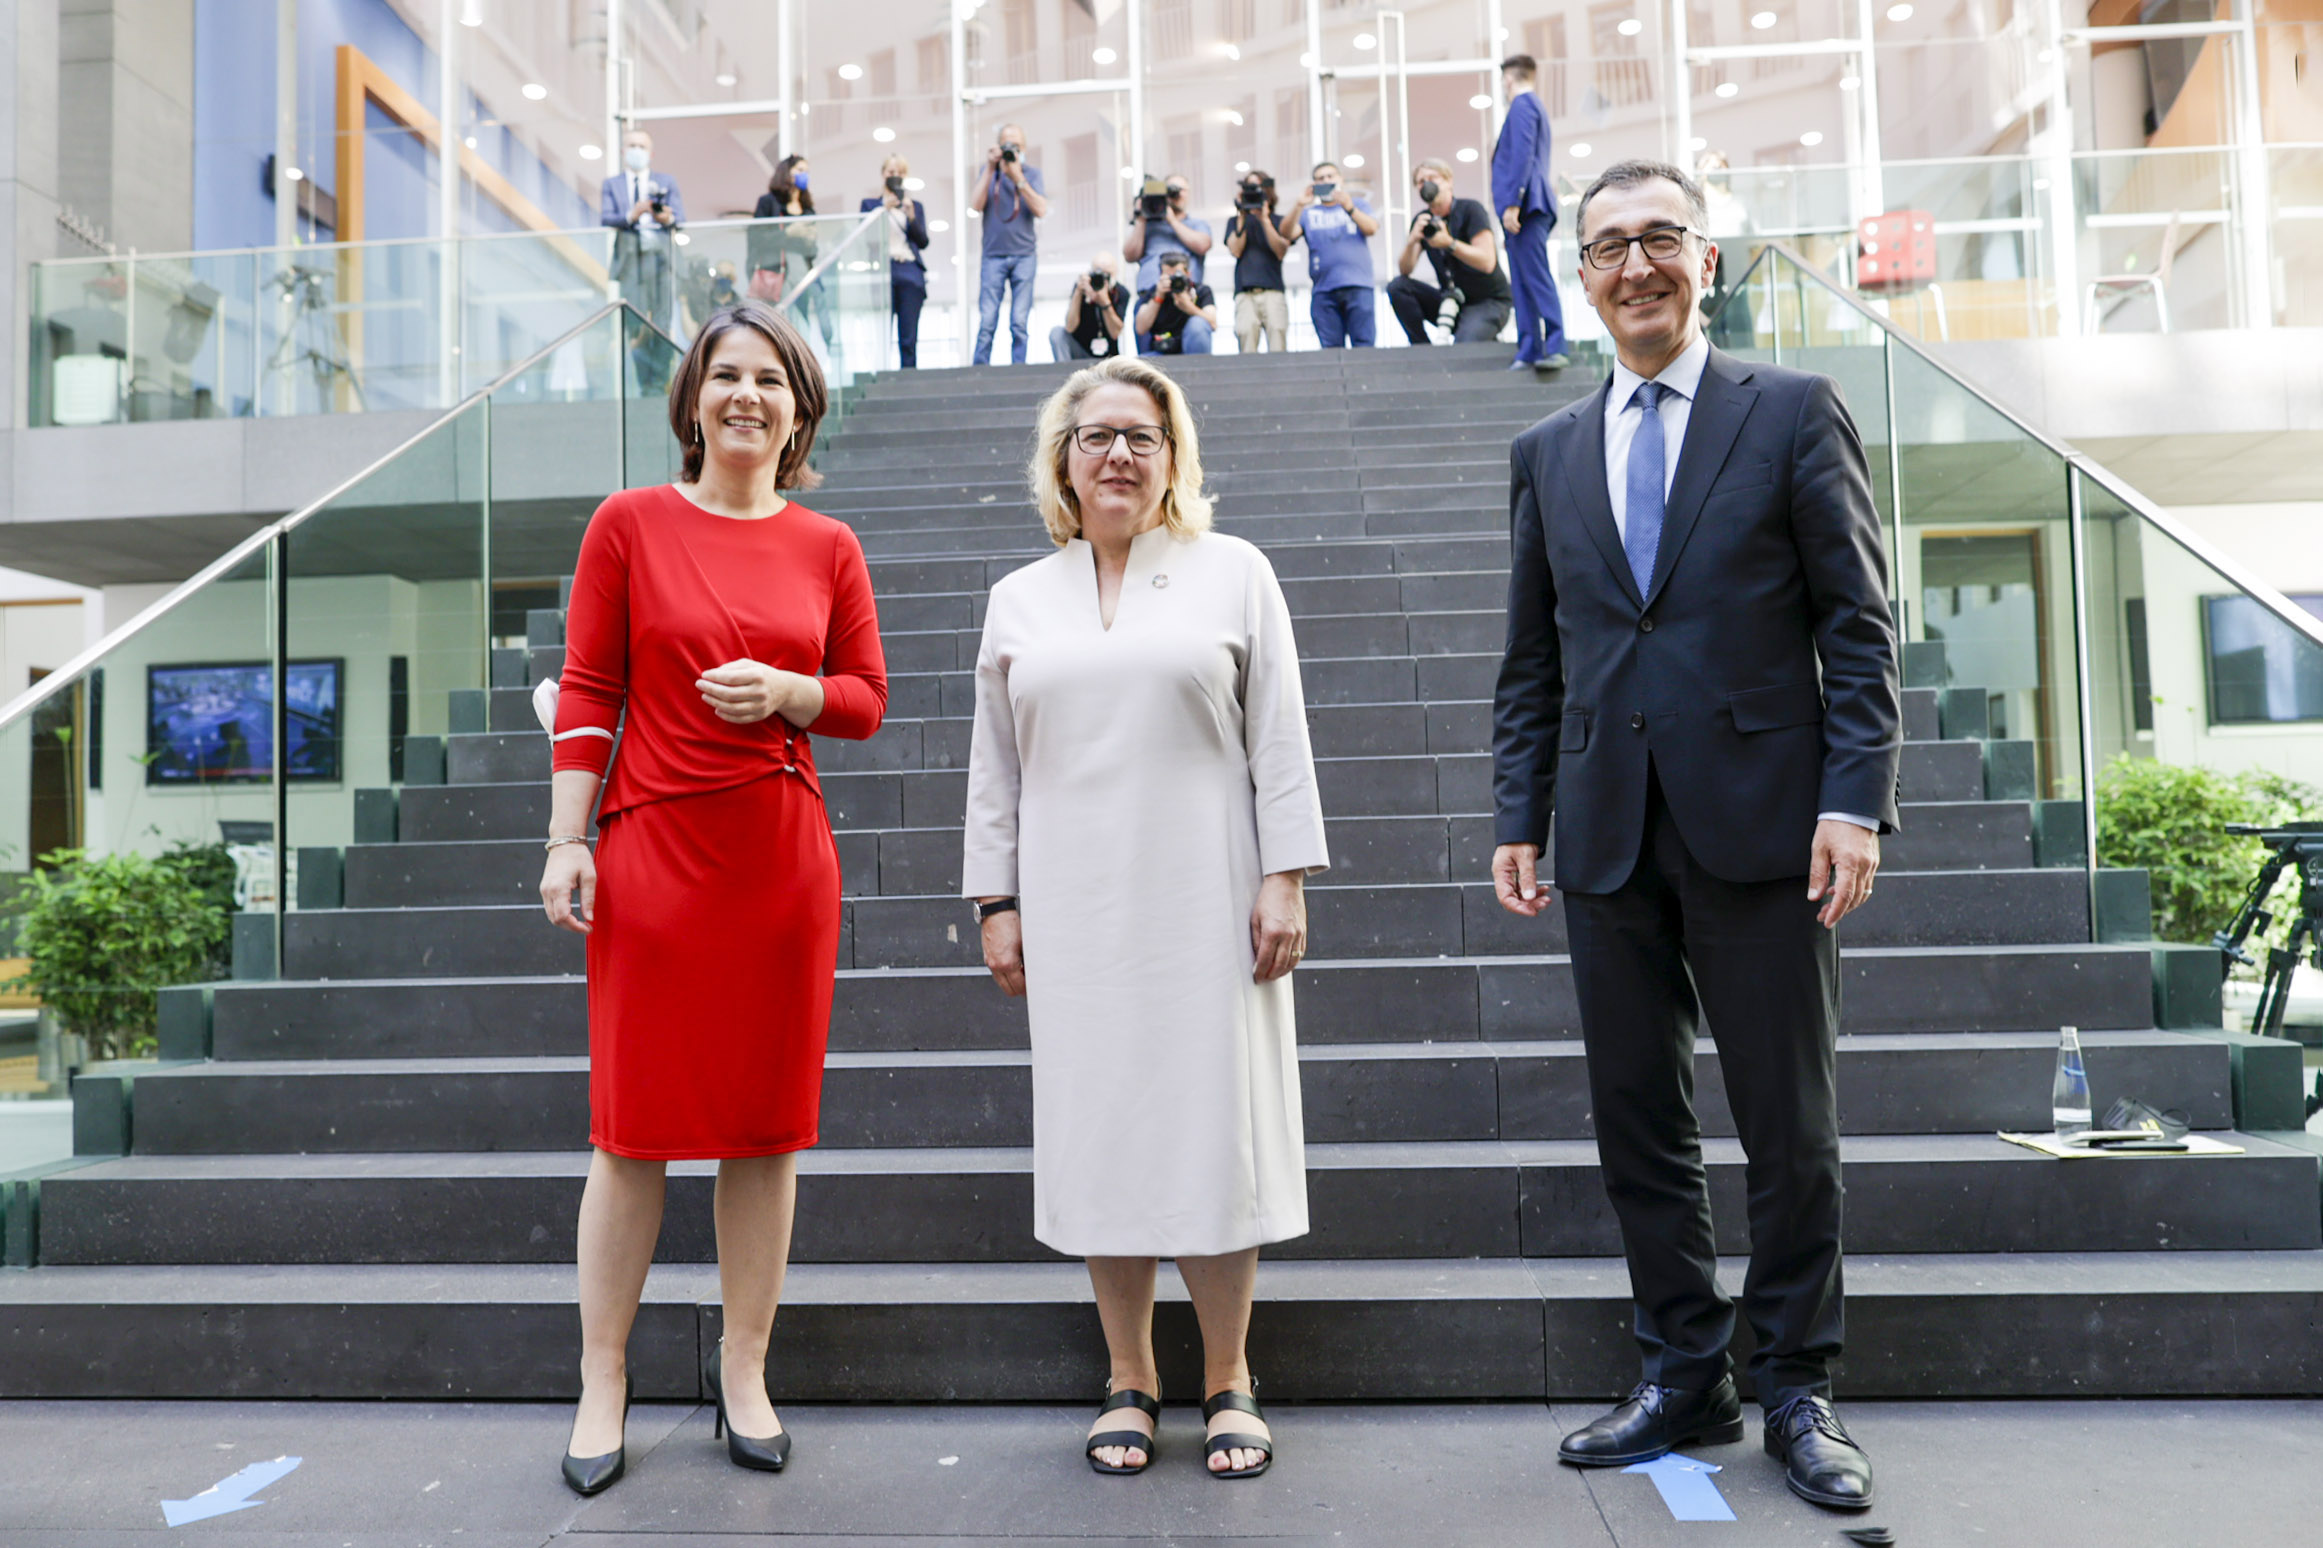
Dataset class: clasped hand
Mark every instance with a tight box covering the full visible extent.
[696,658,806,724]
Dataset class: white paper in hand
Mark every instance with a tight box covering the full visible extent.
[532,677,560,734]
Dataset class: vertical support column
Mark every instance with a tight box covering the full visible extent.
[269,531,288,971]
[1127,0,1146,181]
[950,5,970,364]
[2039,0,2080,336]
[1306,1,1325,171]
[480,394,495,667]
[1669,0,1691,169]
[777,0,795,155]
[2065,468,2102,925]
[2229,2,2274,329]
[1852,0,1885,229]
[275,0,299,249]
[437,0,460,407]
[605,0,624,262]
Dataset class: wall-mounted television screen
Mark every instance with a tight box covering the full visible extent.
[146,659,343,784]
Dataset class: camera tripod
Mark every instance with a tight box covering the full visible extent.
[266,263,365,412]
[2212,822,2323,1114]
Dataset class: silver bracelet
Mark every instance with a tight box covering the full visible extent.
[544,834,590,852]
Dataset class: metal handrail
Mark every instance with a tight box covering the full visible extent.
[25,211,862,269]
[773,210,888,314]
[1710,240,2323,655]
[0,299,682,738]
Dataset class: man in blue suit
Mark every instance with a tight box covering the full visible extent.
[600,129,686,387]
[1492,55,1569,371]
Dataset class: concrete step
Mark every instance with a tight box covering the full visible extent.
[9,1250,2312,1400]
[120,1033,2236,1157]
[37,1132,2321,1267]
[207,944,2160,1063]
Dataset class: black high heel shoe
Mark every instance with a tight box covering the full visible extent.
[703,1339,791,1472]
[561,1373,633,1496]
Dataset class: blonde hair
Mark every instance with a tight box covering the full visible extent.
[1028,356,1213,547]
[881,153,910,178]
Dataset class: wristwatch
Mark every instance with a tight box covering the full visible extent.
[974,897,1019,922]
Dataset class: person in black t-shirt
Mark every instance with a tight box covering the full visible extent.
[1135,251,1217,354]
[1224,170,1291,352]
[1050,250,1133,361]
[1387,158,1514,346]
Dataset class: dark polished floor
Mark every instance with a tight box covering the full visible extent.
[0,1397,2314,1546]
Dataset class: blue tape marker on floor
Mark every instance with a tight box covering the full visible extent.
[1622,1452,1736,1522]
[161,1455,302,1527]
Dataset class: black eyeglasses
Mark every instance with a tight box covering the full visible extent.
[1581,224,1697,270]
[1070,424,1169,456]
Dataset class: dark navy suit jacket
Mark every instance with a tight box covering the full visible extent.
[1491,346,1901,892]
[1491,91,1557,225]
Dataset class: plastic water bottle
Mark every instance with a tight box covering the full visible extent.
[2052,1025,2092,1138]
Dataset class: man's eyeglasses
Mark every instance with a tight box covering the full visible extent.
[1070,424,1170,456]
[1580,224,1697,271]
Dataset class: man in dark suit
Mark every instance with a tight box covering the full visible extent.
[1490,55,1568,371]
[600,129,686,386]
[1490,159,1899,1511]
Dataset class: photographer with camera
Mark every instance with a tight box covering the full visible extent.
[1050,251,1133,361]
[1134,251,1217,355]
[1123,172,1214,295]
[860,155,930,369]
[1280,161,1380,348]
[1224,170,1291,353]
[1386,158,1512,346]
[598,128,686,386]
[970,124,1049,365]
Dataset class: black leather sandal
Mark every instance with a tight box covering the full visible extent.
[1202,1388,1273,1479]
[1085,1388,1161,1475]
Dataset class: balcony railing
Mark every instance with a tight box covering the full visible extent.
[25,211,891,429]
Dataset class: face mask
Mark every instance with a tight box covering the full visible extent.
[791,171,810,189]
[623,147,649,172]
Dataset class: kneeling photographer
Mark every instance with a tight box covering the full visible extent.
[1050,250,1132,361]
[1134,251,1216,355]
[1386,158,1512,346]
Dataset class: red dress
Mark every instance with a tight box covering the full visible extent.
[553,485,887,1159]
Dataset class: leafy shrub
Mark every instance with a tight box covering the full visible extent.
[5,848,231,1061]
[2095,756,2319,950]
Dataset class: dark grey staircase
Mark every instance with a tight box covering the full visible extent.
[6,342,2320,1403]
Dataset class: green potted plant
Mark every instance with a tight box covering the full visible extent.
[6,845,231,1066]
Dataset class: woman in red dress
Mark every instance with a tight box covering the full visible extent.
[539,300,886,1493]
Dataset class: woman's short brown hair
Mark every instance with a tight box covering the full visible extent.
[666,300,827,491]
[1028,355,1212,546]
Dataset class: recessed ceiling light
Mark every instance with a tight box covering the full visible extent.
[578,143,602,160]
[1570,142,1593,159]
[1353,32,1376,49]
[837,63,863,80]
[929,219,950,233]
[1217,42,1240,60]
[1800,130,1824,147]
[1092,46,1117,65]
[1223,109,1243,125]
[1687,136,1708,150]
[715,71,737,86]
[463,135,478,149]
[872,126,896,142]
[1839,74,1861,90]
[459,0,483,24]
[903,176,926,191]
[1234,160,1251,172]
[1715,81,1740,98]
[1469,93,1492,109]
[1618,18,1643,35]
[1886,2,1912,17]
[1343,152,1366,167]
[1750,10,1777,28]
[283,165,305,181]
[521,82,547,100]
[1298,50,1317,68]
[1120,166,1140,180]
[1456,147,1479,162]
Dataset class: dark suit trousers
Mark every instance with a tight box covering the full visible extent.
[1562,764,1844,1409]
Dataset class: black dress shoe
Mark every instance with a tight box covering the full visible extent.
[561,1374,632,1496]
[1763,1395,1874,1509]
[1558,1379,1744,1466]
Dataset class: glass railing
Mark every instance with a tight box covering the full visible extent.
[0,300,692,1104]
[1714,244,2323,1002]
[25,212,891,428]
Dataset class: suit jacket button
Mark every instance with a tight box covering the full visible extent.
[1639,616,1655,633]
[1630,712,1646,730]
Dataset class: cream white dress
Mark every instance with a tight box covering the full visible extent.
[963,525,1331,1257]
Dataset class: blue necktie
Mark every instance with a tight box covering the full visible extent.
[1624,380,1667,598]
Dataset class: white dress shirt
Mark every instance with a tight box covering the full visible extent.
[1602,330,1879,835]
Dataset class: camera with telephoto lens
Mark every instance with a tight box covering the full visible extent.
[1168,273,1190,295]
[885,174,906,195]
[1419,179,1442,205]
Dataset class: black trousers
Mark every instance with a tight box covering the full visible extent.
[892,263,927,369]
[1561,765,1844,1409]
[1385,273,1512,345]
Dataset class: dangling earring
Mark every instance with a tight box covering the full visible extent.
[693,421,705,445]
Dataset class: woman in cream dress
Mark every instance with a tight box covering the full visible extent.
[963,355,1328,1480]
